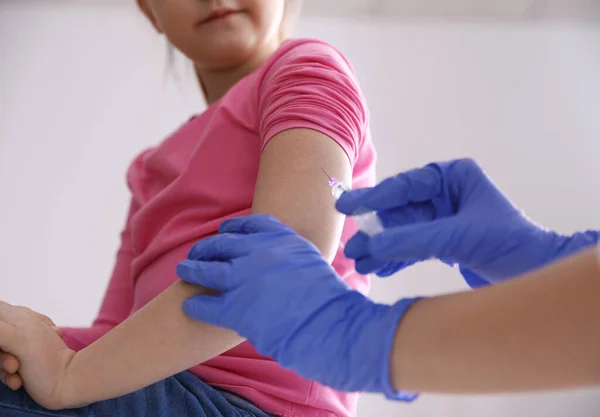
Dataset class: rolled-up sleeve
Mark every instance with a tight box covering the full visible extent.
[258,40,368,167]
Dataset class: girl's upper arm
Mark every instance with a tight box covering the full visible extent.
[253,41,368,261]
[252,128,351,262]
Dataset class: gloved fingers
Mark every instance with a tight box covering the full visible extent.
[369,219,456,263]
[220,214,292,235]
[335,188,372,215]
[354,257,409,277]
[336,165,443,215]
[376,261,413,277]
[345,203,439,261]
[439,257,458,267]
[177,260,232,292]
[182,295,227,327]
[378,202,437,228]
[442,158,484,180]
[353,256,385,275]
[459,266,490,289]
[187,234,256,261]
[431,158,489,205]
[344,232,370,260]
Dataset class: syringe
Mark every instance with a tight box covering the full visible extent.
[321,169,384,237]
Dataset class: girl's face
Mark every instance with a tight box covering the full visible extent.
[139,0,286,70]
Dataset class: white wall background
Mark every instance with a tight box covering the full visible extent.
[1,2,600,416]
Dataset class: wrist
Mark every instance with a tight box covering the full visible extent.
[57,351,90,409]
[548,230,600,265]
[303,292,421,396]
[380,297,423,402]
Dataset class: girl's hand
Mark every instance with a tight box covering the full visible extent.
[0,312,63,391]
[0,301,76,410]
[0,350,22,390]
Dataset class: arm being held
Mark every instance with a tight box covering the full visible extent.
[1,39,368,409]
[179,214,419,398]
[59,280,242,407]
[178,153,600,398]
[59,128,353,407]
[178,218,600,398]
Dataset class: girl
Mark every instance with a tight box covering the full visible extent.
[0,1,376,416]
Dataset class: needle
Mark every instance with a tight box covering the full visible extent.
[320,168,332,180]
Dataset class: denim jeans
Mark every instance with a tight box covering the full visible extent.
[0,371,277,417]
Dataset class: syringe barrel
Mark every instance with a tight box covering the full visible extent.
[330,180,384,237]
[353,211,385,237]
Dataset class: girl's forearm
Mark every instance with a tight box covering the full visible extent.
[392,248,600,394]
[61,281,243,408]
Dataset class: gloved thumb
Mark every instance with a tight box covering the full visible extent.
[459,266,490,289]
[177,260,232,292]
[369,218,457,263]
[220,214,292,235]
[183,295,227,327]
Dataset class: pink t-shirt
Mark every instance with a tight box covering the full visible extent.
[62,38,376,417]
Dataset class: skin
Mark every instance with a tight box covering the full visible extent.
[3,1,596,399]
[0,314,61,391]
[392,247,600,393]
[138,0,288,104]
[0,0,352,410]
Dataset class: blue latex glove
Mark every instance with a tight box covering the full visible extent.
[337,158,599,286]
[177,214,420,400]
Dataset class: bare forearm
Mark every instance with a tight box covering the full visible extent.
[59,130,350,408]
[62,281,243,407]
[392,248,600,394]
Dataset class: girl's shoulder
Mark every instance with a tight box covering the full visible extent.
[261,37,357,77]
[204,38,358,111]
[274,37,348,57]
